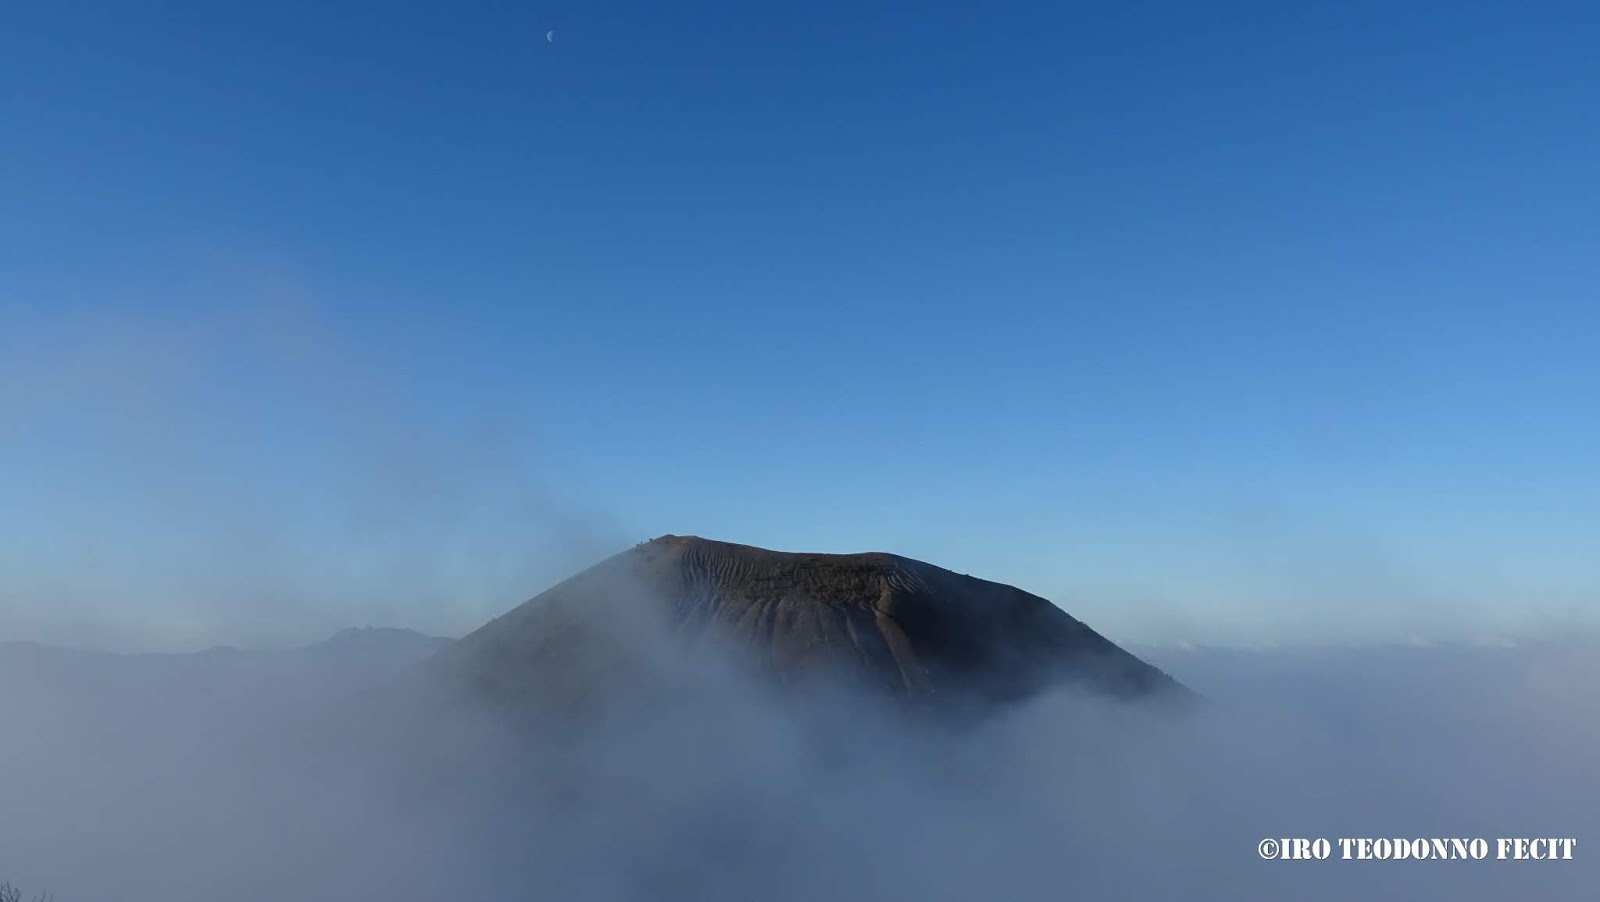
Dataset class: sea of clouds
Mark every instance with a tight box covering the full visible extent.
[2,606,1594,901]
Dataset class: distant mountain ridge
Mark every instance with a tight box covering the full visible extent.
[0,626,453,660]
[0,626,455,747]
[312,626,455,655]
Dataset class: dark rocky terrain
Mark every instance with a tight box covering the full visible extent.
[432,535,1186,720]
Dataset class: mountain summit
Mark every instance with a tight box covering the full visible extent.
[433,535,1185,718]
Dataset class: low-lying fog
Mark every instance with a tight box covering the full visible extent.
[2,623,1594,901]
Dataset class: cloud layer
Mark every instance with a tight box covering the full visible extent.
[2,618,1593,901]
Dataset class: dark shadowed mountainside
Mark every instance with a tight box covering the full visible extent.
[432,535,1186,719]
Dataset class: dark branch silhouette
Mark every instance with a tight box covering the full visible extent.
[0,881,53,902]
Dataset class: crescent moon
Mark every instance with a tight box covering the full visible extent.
[546,29,555,42]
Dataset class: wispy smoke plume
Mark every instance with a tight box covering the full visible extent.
[0,297,621,651]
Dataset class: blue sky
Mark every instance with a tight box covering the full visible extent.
[2,1,1597,650]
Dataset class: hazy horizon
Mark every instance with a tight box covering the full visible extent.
[6,582,1597,658]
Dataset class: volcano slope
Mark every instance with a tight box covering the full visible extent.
[430,536,1186,723]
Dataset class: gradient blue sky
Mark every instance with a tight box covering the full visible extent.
[3,1,1597,650]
